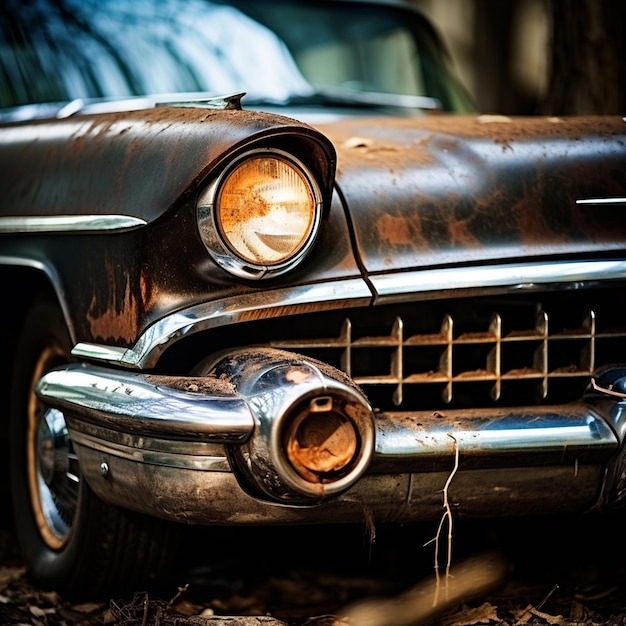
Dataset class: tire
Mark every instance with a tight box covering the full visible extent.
[9,297,178,600]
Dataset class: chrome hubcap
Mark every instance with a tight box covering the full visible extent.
[35,407,79,547]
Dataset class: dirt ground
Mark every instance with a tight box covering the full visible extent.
[1,513,626,626]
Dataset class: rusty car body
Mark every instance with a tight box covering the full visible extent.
[1,0,626,599]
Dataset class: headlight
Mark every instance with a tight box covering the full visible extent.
[198,148,323,279]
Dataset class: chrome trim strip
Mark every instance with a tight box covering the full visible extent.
[72,277,372,368]
[576,198,626,205]
[68,416,230,458]
[71,344,128,363]
[70,429,231,471]
[0,214,147,234]
[56,98,85,118]
[0,254,59,283]
[371,259,626,301]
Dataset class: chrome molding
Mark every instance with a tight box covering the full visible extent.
[70,344,128,363]
[371,259,626,302]
[0,214,147,234]
[72,403,618,469]
[72,277,373,368]
[0,254,59,282]
[69,428,231,471]
[576,198,626,205]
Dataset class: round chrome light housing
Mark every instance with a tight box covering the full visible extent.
[198,149,324,279]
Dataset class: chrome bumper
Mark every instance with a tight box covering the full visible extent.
[36,349,626,524]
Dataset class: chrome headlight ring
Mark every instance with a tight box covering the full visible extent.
[197,148,324,280]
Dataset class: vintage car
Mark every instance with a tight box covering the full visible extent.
[1,0,626,601]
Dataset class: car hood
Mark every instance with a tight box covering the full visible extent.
[317,114,626,277]
[0,107,335,223]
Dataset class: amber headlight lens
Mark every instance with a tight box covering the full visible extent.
[197,149,323,279]
[218,156,315,265]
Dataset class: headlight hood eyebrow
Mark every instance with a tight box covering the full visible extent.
[0,107,336,225]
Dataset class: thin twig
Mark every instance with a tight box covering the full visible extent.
[536,583,560,611]
[167,583,189,609]
[362,503,377,561]
[591,378,626,398]
[141,593,149,626]
[433,434,459,607]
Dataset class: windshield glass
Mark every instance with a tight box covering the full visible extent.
[227,0,472,112]
[0,0,473,113]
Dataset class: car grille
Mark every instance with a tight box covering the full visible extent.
[264,287,626,411]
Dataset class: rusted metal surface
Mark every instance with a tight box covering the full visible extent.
[0,107,335,222]
[3,110,625,348]
[0,108,363,346]
[319,115,626,274]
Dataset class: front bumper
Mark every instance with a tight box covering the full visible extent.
[36,349,626,525]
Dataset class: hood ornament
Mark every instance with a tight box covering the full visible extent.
[156,92,245,111]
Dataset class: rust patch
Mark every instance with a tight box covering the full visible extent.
[285,413,357,481]
[145,375,236,396]
[448,218,480,247]
[139,269,156,312]
[286,425,355,475]
[511,192,562,244]
[86,268,139,344]
[375,213,414,245]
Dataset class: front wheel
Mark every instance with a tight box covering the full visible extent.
[9,297,178,600]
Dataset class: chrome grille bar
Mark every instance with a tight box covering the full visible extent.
[270,306,626,406]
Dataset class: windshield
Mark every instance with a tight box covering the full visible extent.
[0,0,473,113]
[227,0,472,112]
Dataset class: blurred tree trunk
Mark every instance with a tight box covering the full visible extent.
[472,0,542,115]
[473,1,516,114]
[544,0,626,115]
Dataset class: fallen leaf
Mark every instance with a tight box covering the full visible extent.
[443,602,500,626]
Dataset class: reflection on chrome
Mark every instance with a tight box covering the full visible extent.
[72,278,372,368]
[371,258,626,300]
[0,214,146,233]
